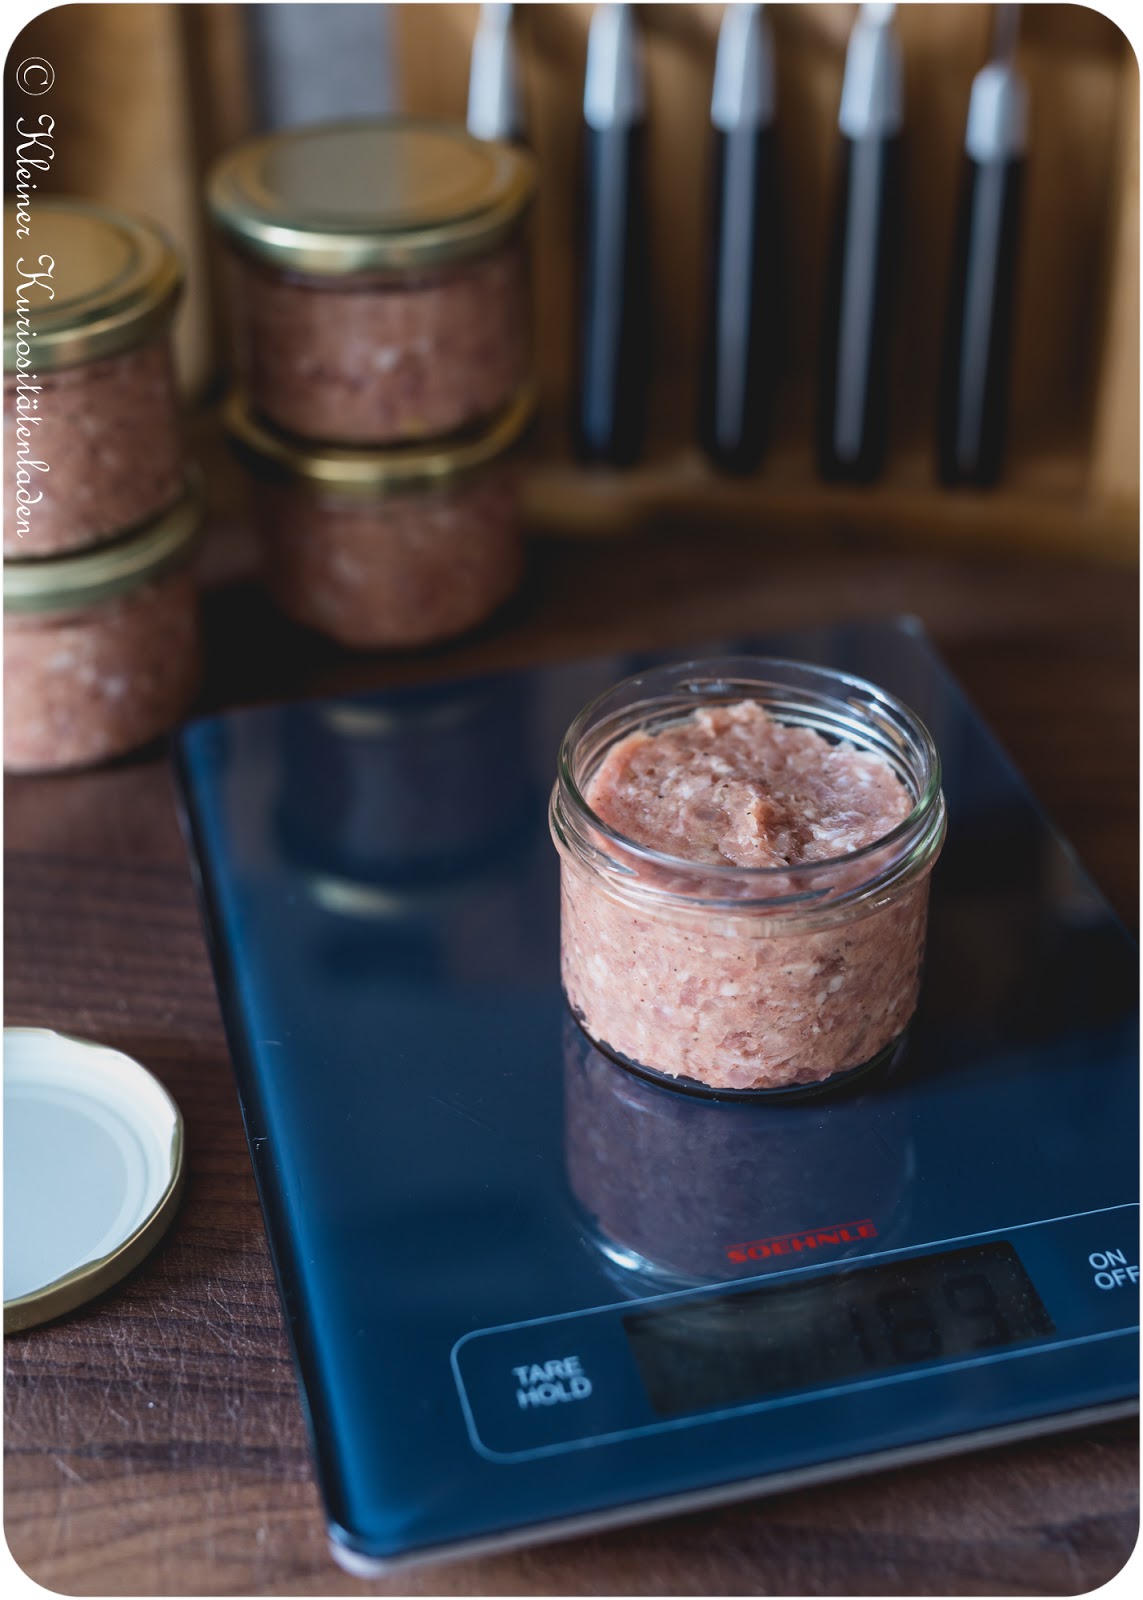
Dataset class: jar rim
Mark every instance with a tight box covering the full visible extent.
[223,382,536,494]
[3,475,202,614]
[3,198,181,372]
[208,117,536,276]
[552,656,946,912]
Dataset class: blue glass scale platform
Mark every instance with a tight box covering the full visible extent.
[174,617,1138,1575]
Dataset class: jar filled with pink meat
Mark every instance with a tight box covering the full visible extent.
[550,658,947,1096]
[4,198,185,557]
[225,384,534,650]
[208,120,536,447]
[4,486,203,773]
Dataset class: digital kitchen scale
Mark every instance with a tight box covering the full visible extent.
[175,618,1138,1576]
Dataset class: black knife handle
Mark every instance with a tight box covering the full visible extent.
[575,122,651,467]
[816,133,902,484]
[699,125,781,475]
[937,155,1024,488]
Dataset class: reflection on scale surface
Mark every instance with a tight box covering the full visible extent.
[564,1012,916,1295]
[273,675,556,990]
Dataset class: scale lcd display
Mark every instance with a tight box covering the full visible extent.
[623,1241,1055,1419]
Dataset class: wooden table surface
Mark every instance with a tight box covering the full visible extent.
[4,515,1138,1596]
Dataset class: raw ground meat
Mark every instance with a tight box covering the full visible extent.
[587,701,912,866]
[559,699,935,1092]
[255,467,524,649]
[230,245,530,445]
[4,338,185,556]
[4,565,201,772]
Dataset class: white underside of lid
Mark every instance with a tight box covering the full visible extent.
[3,1028,181,1307]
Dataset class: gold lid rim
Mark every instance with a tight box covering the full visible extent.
[4,198,183,372]
[223,385,537,494]
[3,1028,186,1335]
[208,117,536,275]
[3,475,204,614]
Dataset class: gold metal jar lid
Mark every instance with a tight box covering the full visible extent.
[224,383,536,495]
[208,118,536,275]
[4,198,182,373]
[3,1028,185,1334]
[3,479,202,615]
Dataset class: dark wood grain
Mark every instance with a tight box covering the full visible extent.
[4,513,1138,1596]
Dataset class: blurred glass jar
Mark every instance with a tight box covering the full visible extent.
[550,658,947,1095]
[4,486,202,772]
[208,121,536,446]
[225,385,534,651]
[3,198,185,558]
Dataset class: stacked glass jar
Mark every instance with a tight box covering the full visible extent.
[208,120,538,651]
[3,199,202,772]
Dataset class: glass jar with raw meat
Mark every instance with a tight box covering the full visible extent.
[4,198,185,557]
[225,384,534,650]
[209,120,535,446]
[551,658,946,1095]
[4,486,202,772]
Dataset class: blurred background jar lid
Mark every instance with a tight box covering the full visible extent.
[207,118,537,275]
[223,381,536,495]
[3,197,182,372]
[3,1029,185,1333]
[3,477,203,615]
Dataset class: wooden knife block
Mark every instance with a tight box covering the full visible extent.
[394,3,1138,560]
[12,1,1133,561]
